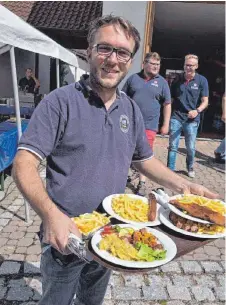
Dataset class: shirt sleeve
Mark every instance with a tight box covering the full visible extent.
[18,78,23,87]
[18,91,66,160]
[132,103,153,162]
[200,77,209,97]
[122,77,131,97]
[162,80,171,104]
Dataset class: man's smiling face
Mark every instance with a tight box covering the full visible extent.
[87,24,135,89]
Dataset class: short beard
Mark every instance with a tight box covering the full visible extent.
[90,66,126,91]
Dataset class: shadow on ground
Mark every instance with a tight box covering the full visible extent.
[0,260,41,304]
[178,148,225,173]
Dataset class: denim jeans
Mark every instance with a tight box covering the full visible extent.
[215,138,226,160]
[167,118,199,171]
[38,246,111,305]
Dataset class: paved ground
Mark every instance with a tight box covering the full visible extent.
[0,137,225,304]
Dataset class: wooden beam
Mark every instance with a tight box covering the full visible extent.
[142,1,155,63]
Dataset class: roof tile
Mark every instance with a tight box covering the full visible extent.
[0,1,34,21]
[27,1,102,31]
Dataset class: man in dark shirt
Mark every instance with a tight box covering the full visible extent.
[19,68,40,94]
[167,54,209,178]
[13,17,216,305]
[122,52,171,195]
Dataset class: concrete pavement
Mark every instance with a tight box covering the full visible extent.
[0,137,225,304]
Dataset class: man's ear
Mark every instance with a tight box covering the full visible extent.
[87,47,91,61]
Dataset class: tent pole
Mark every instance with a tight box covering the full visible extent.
[10,46,30,223]
[10,46,22,139]
[56,58,60,88]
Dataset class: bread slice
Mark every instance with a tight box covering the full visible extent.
[169,198,226,226]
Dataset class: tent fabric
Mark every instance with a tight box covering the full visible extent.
[0,4,78,67]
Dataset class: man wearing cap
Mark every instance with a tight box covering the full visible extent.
[122,52,171,196]
[167,54,209,178]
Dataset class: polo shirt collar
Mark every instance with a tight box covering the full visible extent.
[78,74,121,99]
[140,70,159,81]
[183,72,199,82]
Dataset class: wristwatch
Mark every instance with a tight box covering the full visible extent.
[196,108,201,113]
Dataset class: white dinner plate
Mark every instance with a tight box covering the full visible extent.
[168,194,226,224]
[91,224,177,268]
[159,209,226,239]
[102,194,161,226]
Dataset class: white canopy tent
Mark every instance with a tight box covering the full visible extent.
[0,4,79,222]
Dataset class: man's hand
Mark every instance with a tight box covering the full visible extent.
[188,110,199,119]
[42,207,82,254]
[160,125,169,135]
[182,182,219,199]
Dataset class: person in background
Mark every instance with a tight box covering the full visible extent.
[19,68,40,94]
[214,93,225,163]
[13,16,217,305]
[167,54,209,178]
[122,52,171,196]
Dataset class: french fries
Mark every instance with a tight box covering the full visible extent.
[73,211,111,235]
[177,195,226,215]
[112,195,149,222]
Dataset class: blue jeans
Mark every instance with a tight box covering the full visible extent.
[215,138,226,160]
[167,118,199,171]
[39,246,111,305]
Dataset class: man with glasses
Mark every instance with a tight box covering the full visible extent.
[167,54,209,178]
[13,17,217,305]
[122,52,171,196]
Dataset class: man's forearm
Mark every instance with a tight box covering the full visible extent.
[134,157,191,193]
[13,153,57,220]
[197,97,208,112]
[163,103,171,126]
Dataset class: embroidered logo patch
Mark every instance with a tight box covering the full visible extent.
[119,115,129,133]
[151,81,158,87]
[191,83,199,90]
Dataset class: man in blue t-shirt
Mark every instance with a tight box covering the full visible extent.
[122,52,171,196]
[13,18,216,305]
[167,54,209,178]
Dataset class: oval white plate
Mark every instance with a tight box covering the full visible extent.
[168,194,226,224]
[91,224,177,268]
[159,209,226,239]
[102,194,161,226]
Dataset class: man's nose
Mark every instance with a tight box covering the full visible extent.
[105,51,118,63]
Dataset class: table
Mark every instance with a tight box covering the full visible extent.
[0,120,29,189]
[88,218,212,273]
[0,105,34,120]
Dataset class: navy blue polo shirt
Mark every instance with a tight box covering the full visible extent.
[122,71,171,131]
[18,75,153,216]
[171,73,209,122]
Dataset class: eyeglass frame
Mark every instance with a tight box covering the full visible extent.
[92,44,134,63]
[144,60,160,67]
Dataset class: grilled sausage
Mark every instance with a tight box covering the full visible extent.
[148,193,157,221]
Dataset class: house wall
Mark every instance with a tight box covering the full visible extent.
[102,1,148,88]
[38,54,50,95]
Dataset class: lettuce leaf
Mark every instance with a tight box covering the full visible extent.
[135,242,166,261]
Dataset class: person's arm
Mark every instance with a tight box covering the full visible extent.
[134,157,219,198]
[188,77,209,119]
[160,103,171,135]
[13,150,81,254]
[221,93,226,122]
[31,72,40,89]
[160,81,172,135]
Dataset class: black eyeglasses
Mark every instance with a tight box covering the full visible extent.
[185,64,196,67]
[93,44,133,63]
